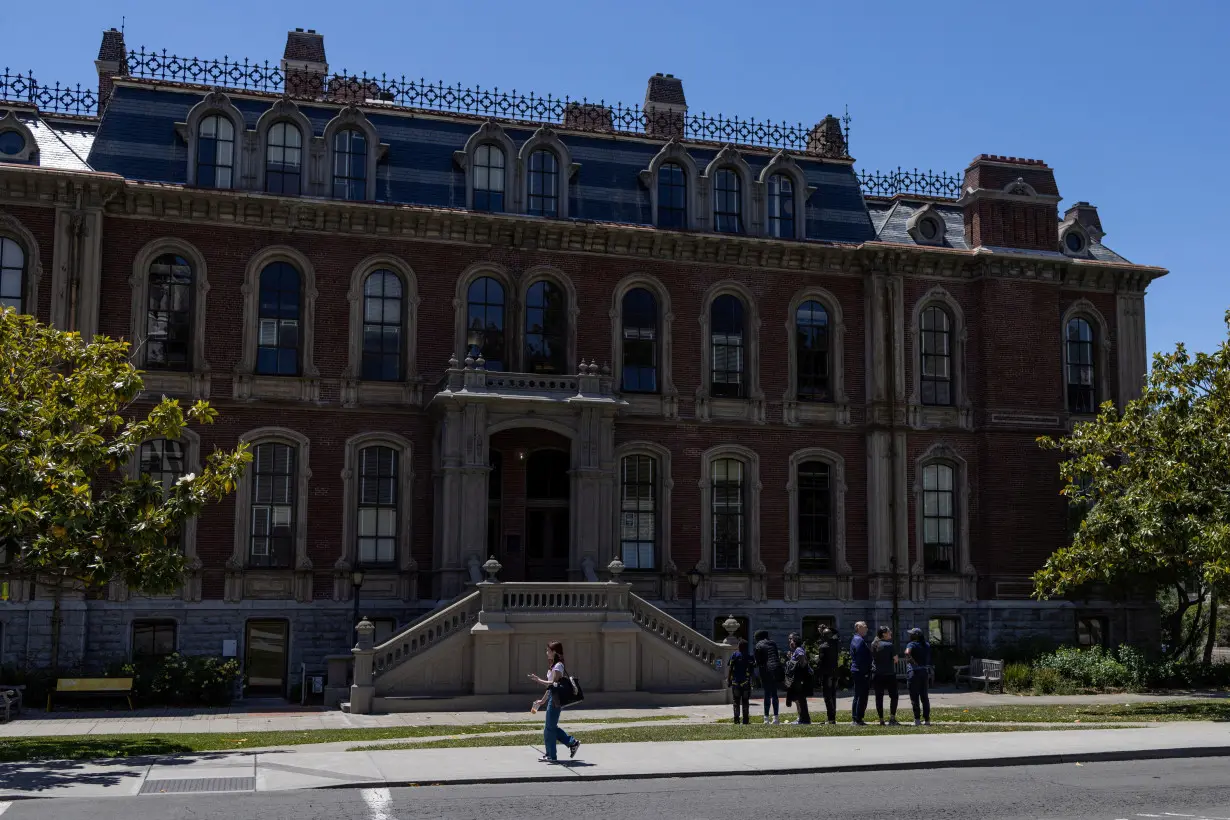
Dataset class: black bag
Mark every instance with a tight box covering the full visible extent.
[552,673,585,708]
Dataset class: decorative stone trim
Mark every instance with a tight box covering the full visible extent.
[906,203,948,246]
[0,111,39,163]
[516,126,580,218]
[342,253,421,407]
[128,237,212,400]
[784,447,851,602]
[613,441,675,601]
[454,120,518,212]
[637,139,700,230]
[757,150,815,240]
[910,441,975,603]
[234,245,320,402]
[323,105,386,202]
[178,90,246,188]
[783,285,849,425]
[0,211,42,317]
[697,444,764,602]
[609,272,678,418]
[696,280,764,423]
[1060,298,1112,415]
[336,432,417,602]
[907,285,973,430]
[701,145,756,234]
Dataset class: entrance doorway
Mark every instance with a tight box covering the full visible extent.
[525,449,570,581]
[244,619,289,697]
[486,430,573,582]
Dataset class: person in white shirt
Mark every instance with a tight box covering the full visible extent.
[529,640,581,761]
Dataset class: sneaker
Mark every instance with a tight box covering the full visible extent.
[913,719,921,726]
[826,720,837,726]
[889,719,901,726]
[854,720,868,726]
[772,716,780,725]
[878,720,885,726]
[569,740,580,759]
[924,720,931,726]
[539,755,557,763]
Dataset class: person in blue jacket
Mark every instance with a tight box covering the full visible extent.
[905,627,932,726]
[849,620,872,726]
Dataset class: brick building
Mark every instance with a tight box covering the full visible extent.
[0,28,1165,693]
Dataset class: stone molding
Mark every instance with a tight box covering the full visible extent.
[336,431,417,602]
[782,285,849,425]
[784,447,852,602]
[609,272,678,419]
[907,284,973,430]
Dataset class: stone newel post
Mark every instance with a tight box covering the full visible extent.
[722,614,741,646]
[349,617,376,714]
[472,556,511,696]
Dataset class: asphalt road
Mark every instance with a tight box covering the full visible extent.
[2,758,1229,820]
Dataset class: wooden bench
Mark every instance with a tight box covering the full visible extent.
[953,657,1005,692]
[46,678,135,712]
[893,657,936,685]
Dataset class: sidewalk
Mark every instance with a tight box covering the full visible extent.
[1,723,1228,800]
[2,689,1224,737]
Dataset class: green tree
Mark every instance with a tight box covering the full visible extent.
[0,309,249,670]
[1037,311,1230,661]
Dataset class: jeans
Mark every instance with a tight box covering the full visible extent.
[733,685,751,723]
[762,680,779,719]
[543,692,576,760]
[819,675,838,722]
[851,672,870,723]
[909,674,931,722]
[874,676,899,721]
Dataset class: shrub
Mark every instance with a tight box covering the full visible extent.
[1003,663,1033,692]
[1034,646,1130,690]
[109,654,241,706]
[1031,666,1063,694]
[1117,644,1230,690]
[992,635,1059,665]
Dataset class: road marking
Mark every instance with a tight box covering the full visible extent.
[0,801,10,817]
[362,787,396,820]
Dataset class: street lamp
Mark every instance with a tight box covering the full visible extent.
[351,568,366,639]
[688,568,703,631]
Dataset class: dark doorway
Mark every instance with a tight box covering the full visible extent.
[245,619,289,697]
[525,448,570,580]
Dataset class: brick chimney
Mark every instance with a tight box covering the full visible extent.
[959,154,1062,251]
[95,27,127,113]
[282,28,327,99]
[643,73,686,139]
[807,114,846,159]
[1061,201,1104,241]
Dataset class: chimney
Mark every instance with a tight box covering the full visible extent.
[563,102,613,132]
[282,28,327,99]
[807,114,846,159]
[1061,201,1104,242]
[958,154,1062,251]
[643,73,686,140]
[95,27,127,113]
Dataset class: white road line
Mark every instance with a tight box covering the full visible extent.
[0,801,10,817]
[361,787,396,820]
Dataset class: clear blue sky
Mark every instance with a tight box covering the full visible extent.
[6,0,1227,360]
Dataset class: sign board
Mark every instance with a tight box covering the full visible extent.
[311,676,324,694]
[714,659,723,670]
[222,639,238,658]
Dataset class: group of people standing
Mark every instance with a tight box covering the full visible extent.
[728,621,932,727]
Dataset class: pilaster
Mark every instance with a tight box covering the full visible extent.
[49,206,104,336]
[1116,293,1147,408]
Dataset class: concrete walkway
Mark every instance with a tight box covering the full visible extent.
[2,689,1224,737]
[1,723,1228,800]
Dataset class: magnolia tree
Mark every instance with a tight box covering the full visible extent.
[0,309,248,670]
[1037,311,1230,661]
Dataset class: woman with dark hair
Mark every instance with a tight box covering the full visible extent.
[529,641,581,762]
[905,627,932,726]
[871,625,901,726]
[784,632,813,725]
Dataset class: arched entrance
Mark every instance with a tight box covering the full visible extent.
[488,429,572,582]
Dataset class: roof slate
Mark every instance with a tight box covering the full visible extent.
[6,112,96,171]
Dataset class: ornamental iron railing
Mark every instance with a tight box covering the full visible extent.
[857,167,964,199]
[0,70,98,117]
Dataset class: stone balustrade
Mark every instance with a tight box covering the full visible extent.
[434,357,617,399]
[370,589,482,678]
[628,592,730,667]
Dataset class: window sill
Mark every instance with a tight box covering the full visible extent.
[142,369,211,400]
[695,391,765,423]
[234,372,321,402]
[783,399,850,426]
[907,403,973,430]
[619,391,679,419]
[341,377,423,407]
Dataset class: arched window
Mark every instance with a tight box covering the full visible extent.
[473,144,505,212]
[144,253,193,371]
[0,236,26,313]
[621,288,658,393]
[797,461,831,572]
[767,173,795,238]
[140,438,186,550]
[711,457,745,570]
[921,462,955,572]
[620,454,657,569]
[1066,317,1096,414]
[361,270,403,381]
[713,168,743,233]
[249,441,297,568]
[357,445,398,566]
[333,128,368,201]
[710,294,745,398]
[920,306,953,406]
[196,114,235,189]
[256,262,301,376]
[795,300,830,401]
[526,149,559,217]
[466,276,506,371]
[657,162,687,229]
[525,280,567,374]
[265,122,303,195]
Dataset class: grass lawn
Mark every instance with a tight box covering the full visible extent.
[928,701,1230,724]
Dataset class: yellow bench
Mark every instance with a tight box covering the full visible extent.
[47,677,135,712]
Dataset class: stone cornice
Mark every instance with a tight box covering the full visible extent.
[0,164,1167,293]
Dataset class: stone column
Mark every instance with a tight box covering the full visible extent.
[471,557,512,696]
[349,617,376,715]
[49,206,104,337]
[1116,293,1147,408]
[570,405,617,576]
[600,563,638,692]
[435,403,490,598]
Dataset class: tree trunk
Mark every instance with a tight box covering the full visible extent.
[1179,586,1205,660]
[50,575,63,675]
[1203,587,1219,666]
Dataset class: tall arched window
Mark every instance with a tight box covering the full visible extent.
[1066,317,1096,414]
[620,454,657,569]
[795,300,830,401]
[711,457,745,570]
[797,460,831,571]
[145,253,193,371]
[357,445,398,566]
[361,270,403,381]
[0,236,27,313]
[657,163,687,229]
[621,288,658,393]
[265,122,303,195]
[466,276,506,371]
[196,114,235,189]
[140,438,186,550]
[710,294,745,398]
[920,306,953,406]
[473,144,505,212]
[922,462,955,572]
[767,173,795,238]
[713,168,743,233]
[527,150,559,217]
[256,262,301,376]
[249,441,297,568]
[525,280,566,374]
[333,128,368,201]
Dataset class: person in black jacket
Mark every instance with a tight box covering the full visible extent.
[814,624,841,724]
[870,625,901,726]
[727,638,754,725]
[784,632,812,725]
[753,630,781,725]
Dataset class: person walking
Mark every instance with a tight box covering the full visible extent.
[753,630,781,725]
[849,621,872,726]
[528,641,581,762]
[905,627,932,726]
[784,632,813,725]
[815,624,841,724]
[728,638,754,725]
[870,625,901,726]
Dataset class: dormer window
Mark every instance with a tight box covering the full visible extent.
[473,144,506,212]
[265,122,303,195]
[907,204,948,246]
[0,130,25,157]
[713,168,744,233]
[197,114,235,189]
[527,149,559,217]
[920,217,939,241]
[767,173,794,238]
[1064,230,1086,254]
[658,163,687,229]
[333,128,368,201]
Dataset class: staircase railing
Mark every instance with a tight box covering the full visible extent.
[371,589,482,679]
[628,592,731,668]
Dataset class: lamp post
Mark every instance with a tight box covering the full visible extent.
[351,568,365,640]
[688,568,703,631]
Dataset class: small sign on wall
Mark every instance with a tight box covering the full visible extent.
[222,639,237,658]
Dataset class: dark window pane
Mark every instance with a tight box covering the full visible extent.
[527,150,559,217]
[768,173,795,238]
[333,129,368,201]
[357,445,398,566]
[621,288,658,393]
[798,461,831,571]
[795,300,830,400]
[145,253,193,371]
[711,458,744,570]
[620,454,657,569]
[525,280,567,374]
[713,169,743,234]
[466,276,506,371]
[711,294,745,398]
[473,144,506,213]
[1066,318,1096,413]
[657,163,687,229]
[249,442,297,568]
[196,114,234,189]
[265,121,302,196]
[920,306,953,407]
[922,462,956,572]
[256,262,302,376]
[360,270,403,382]
[132,621,177,659]
[0,236,26,314]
